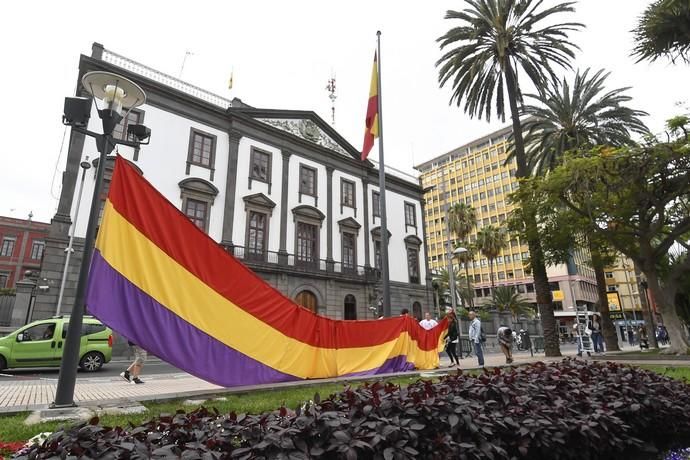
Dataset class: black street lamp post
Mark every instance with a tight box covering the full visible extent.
[52,71,150,408]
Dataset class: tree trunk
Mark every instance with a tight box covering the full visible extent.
[489,259,496,298]
[646,269,689,354]
[504,60,561,357]
[589,241,620,352]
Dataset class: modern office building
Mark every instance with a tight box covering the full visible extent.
[416,124,598,334]
[31,43,430,323]
[604,256,646,340]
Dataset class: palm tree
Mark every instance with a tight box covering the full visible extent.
[487,286,535,320]
[632,0,690,64]
[436,268,474,309]
[515,69,648,352]
[516,68,649,175]
[448,203,477,243]
[436,0,582,357]
[476,225,508,297]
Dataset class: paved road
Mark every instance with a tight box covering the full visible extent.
[0,360,183,382]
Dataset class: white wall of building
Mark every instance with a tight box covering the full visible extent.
[71,103,229,242]
[68,104,426,288]
[231,137,283,252]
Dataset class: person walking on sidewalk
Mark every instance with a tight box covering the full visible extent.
[497,326,514,364]
[468,311,484,367]
[120,341,146,384]
[444,315,460,367]
[588,314,604,354]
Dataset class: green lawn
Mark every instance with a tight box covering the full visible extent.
[0,375,423,443]
[1,365,687,444]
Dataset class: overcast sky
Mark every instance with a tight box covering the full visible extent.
[1,0,688,223]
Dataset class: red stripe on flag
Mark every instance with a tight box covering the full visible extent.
[106,156,446,350]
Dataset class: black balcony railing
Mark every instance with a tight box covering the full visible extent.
[224,245,378,282]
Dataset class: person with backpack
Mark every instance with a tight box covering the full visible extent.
[468,310,484,367]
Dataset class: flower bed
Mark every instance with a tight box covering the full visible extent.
[14,360,690,459]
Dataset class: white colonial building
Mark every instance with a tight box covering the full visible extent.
[34,43,431,324]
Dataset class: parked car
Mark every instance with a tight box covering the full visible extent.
[0,316,113,372]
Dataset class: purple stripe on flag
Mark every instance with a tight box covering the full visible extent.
[86,250,300,388]
[342,354,416,378]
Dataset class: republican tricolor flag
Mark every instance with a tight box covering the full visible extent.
[85,156,448,388]
[361,52,379,161]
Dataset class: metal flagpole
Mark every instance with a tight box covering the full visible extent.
[375,31,391,317]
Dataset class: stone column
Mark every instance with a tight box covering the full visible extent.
[220,130,243,249]
[278,151,292,265]
[326,166,334,271]
[11,277,36,327]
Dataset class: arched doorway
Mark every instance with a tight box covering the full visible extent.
[412,301,422,321]
[344,295,357,320]
[295,290,318,313]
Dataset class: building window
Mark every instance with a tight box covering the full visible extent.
[0,238,15,257]
[299,165,317,197]
[179,178,218,234]
[112,109,142,141]
[186,128,217,180]
[404,202,416,228]
[185,199,208,231]
[412,301,422,320]
[296,222,318,264]
[295,290,318,313]
[341,179,355,208]
[605,272,614,279]
[246,211,268,260]
[0,272,8,288]
[372,191,381,218]
[374,240,382,271]
[342,232,356,270]
[407,247,420,284]
[344,294,357,320]
[249,148,272,191]
[30,241,45,260]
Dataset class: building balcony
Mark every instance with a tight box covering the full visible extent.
[223,245,378,283]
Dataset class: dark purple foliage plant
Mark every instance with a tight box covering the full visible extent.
[15,360,690,459]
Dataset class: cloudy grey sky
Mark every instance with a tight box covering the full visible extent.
[1,0,688,223]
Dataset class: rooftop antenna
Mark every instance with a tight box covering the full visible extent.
[326,74,337,126]
[179,51,195,78]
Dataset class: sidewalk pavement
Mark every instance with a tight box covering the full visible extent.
[0,347,686,415]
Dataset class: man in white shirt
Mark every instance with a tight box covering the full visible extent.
[419,312,438,330]
[468,311,485,366]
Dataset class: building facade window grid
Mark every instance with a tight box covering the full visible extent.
[341,179,355,208]
[249,148,272,188]
[296,222,318,264]
[185,199,208,231]
[342,232,356,270]
[30,241,45,260]
[372,191,381,218]
[404,202,416,228]
[112,110,142,141]
[190,131,215,167]
[0,238,16,257]
[299,165,317,197]
[246,211,267,258]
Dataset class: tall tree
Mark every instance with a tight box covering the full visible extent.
[509,67,648,351]
[476,225,508,297]
[529,127,690,353]
[632,0,690,64]
[448,203,477,244]
[517,68,649,175]
[436,0,583,356]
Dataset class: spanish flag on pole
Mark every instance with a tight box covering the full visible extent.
[361,52,379,161]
